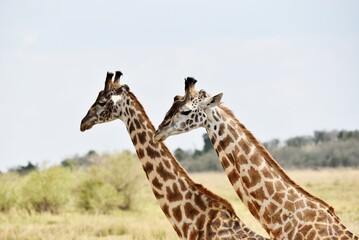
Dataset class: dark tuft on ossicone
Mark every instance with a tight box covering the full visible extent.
[106,72,114,79]
[115,71,123,77]
[185,77,197,91]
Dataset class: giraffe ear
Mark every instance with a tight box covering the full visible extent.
[200,93,223,108]
[173,95,184,102]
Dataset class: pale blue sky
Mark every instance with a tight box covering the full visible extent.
[0,0,358,171]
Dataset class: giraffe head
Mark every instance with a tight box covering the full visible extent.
[154,77,223,142]
[80,71,130,131]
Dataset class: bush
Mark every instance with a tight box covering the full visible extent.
[0,173,23,211]
[21,167,72,213]
[182,149,222,172]
[76,177,120,213]
[75,151,143,213]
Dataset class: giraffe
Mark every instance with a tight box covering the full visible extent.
[80,71,269,240]
[154,77,359,239]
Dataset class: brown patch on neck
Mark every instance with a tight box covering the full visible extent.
[218,104,337,217]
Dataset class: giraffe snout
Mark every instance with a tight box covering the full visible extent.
[153,129,167,143]
[80,116,95,132]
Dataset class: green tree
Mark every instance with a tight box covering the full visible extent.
[9,162,38,175]
[338,130,359,141]
[263,139,280,150]
[202,134,213,153]
[314,130,337,144]
[174,148,190,162]
[61,150,102,169]
[184,149,221,172]
[285,136,313,148]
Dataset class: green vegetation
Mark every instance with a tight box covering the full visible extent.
[268,130,359,168]
[0,169,358,239]
[21,167,72,213]
[75,151,141,213]
[0,150,179,239]
[174,134,222,172]
[174,130,359,171]
[0,151,143,215]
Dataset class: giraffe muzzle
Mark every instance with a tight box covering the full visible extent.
[80,122,92,132]
[80,117,95,132]
[153,129,167,143]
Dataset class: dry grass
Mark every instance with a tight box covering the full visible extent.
[0,208,176,240]
[0,169,358,239]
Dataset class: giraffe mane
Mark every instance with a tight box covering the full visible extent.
[218,104,339,218]
[127,91,238,215]
[128,91,156,132]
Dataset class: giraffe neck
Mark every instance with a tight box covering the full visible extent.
[204,105,356,238]
[119,94,268,240]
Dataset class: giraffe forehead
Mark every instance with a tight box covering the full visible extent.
[164,100,185,119]
[190,94,206,106]
[111,95,122,104]
[184,102,195,109]
[192,98,200,104]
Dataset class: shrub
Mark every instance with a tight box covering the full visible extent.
[75,151,143,213]
[21,167,72,213]
[0,173,23,211]
[182,149,222,172]
[76,177,120,213]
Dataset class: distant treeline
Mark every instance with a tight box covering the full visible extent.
[173,130,359,171]
[5,130,359,175]
[266,130,359,169]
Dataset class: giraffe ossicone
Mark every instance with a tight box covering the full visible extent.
[80,71,269,240]
[154,77,358,239]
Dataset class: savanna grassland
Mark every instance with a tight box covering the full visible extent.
[0,157,358,240]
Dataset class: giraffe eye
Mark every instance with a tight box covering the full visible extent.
[181,110,192,115]
[98,101,106,107]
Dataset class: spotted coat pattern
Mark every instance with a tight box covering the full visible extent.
[80,72,268,240]
[154,77,358,239]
